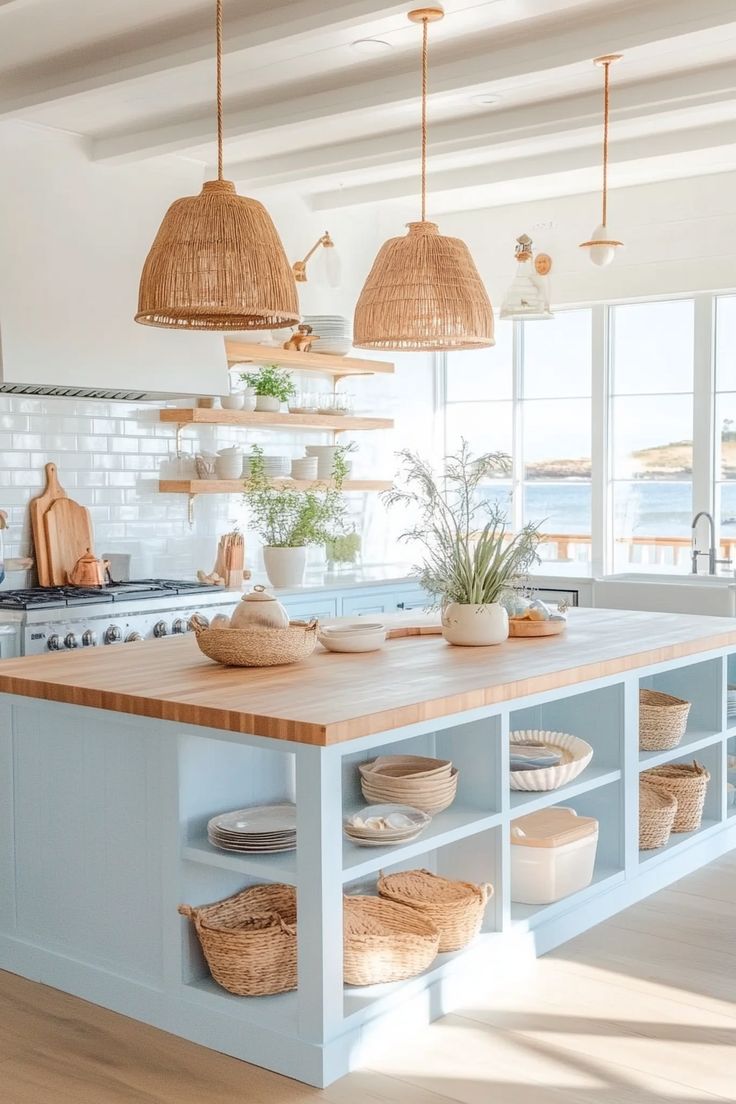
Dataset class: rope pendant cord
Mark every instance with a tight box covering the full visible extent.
[421,16,428,223]
[216,0,224,181]
[602,59,610,227]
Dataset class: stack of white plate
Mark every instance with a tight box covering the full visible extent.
[207,804,297,853]
[303,315,352,355]
[343,804,430,848]
[728,685,736,720]
[242,455,291,478]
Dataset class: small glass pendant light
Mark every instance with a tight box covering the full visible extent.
[353,5,494,351]
[580,54,623,267]
[135,0,299,330]
[500,234,553,321]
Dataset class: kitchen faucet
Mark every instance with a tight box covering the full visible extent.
[691,511,732,575]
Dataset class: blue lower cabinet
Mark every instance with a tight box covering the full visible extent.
[282,597,339,623]
[341,587,426,617]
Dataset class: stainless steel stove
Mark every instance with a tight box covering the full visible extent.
[0,579,239,656]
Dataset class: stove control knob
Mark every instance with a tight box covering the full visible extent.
[104,624,122,645]
[172,618,188,634]
[153,620,168,638]
[47,635,62,651]
[81,630,97,647]
[64,633,79,649]
[126,631,143,643]
[189,614,208,630]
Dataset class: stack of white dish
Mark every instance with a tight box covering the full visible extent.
[359,755,458,814]
[343,804,430,847]
[318,621,386,653]
[242,455,291,478]
[302,315,352,355]
[290,456,319,481]
[207,803,297,853]
[728,685,736,721]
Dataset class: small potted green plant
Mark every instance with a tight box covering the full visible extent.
[383,443,541,646]
[244,444,350,587]
[325,531,361,572]
[239,364,295,413]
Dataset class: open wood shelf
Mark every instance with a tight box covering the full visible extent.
[160,479,392,495]
[224,341,394,377]
[159,408,393,432]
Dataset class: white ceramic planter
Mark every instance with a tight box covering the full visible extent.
[220,394,245,410]
[263,546,307,588]
[255,395,281,413]
[441,602,509,646]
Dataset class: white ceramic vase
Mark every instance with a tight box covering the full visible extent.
[441,602,509,646]
[262,546,307,588]
[255,395,281,413]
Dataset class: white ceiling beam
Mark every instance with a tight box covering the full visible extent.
[91,0,736,163]
[0,0,408,118]
[221,62,736,187]
[309,120,736,208]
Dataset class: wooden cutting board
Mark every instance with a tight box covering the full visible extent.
[29,462,67,586]
[43,496,95,586]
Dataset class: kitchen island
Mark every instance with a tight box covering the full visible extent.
[0,608,735,1086]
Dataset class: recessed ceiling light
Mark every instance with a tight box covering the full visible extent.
[470,92,503,107]
[350,37,393,56]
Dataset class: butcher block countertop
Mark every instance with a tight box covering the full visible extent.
[0,608,734,745]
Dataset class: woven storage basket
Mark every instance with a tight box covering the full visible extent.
[639,779,677,850]
[178,884,296,996]
[192,618,318,667]
[377,869,493,952]
[639,688,691,751]
[343,895,439,985]
[642,761,710,832]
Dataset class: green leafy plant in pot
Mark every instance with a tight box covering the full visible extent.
[383,443,541,645]
[239,364,295,413]
[244,444,351,587]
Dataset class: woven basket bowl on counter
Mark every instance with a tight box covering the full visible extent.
[178,884,297,996]
[639,688,691,752]
[191,616,318,667]
[377,869,493,952]
[639,779,678,850]
[509,730,593,792]
[343,895,440,986]
[641,761,709,832]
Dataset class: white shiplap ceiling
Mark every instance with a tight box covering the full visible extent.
[2,0,736,214]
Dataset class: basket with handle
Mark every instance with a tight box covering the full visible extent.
[178,883,297,996]
[642,760,710,832]
[639,779,677,850]
[343,895,439,985]
[191,615,318,667]
[639,688,691,752]
[377,869,493,952]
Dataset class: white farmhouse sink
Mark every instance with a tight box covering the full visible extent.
[594,573,736,616]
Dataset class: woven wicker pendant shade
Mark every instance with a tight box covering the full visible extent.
[355,221,493,350]
[354,6,493,352]
[135,2,299,330]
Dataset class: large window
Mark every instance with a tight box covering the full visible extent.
[610,300,694,569]
[441,293,733,573]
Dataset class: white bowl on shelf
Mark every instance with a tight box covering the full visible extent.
[509,730,593,792]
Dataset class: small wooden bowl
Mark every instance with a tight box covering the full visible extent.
[509,619,566,638]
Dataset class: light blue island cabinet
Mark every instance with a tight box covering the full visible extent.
[0,607,734,1087]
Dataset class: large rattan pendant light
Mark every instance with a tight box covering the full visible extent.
[353,5,494,351]
[135,0,299,330]
[579,54,623,267]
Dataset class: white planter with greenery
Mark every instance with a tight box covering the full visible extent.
[383,444,541,647]
[245,444,351,590]
[262,546,307,587]
[240,364,295,415]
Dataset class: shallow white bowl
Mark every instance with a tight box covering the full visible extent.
[509,730,593,791]
[318,625,386,653]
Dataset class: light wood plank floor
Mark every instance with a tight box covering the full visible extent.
[1,852,734,1104]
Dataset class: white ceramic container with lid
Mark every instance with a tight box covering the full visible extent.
[510,805,598,905]
[230,584,290,630]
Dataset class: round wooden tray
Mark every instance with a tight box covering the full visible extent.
[509,619,566,638]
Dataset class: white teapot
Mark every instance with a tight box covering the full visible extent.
[230,585,290,630]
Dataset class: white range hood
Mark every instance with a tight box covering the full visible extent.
[0,122,230,400]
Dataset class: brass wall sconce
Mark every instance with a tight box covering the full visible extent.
[292,232,337,282]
